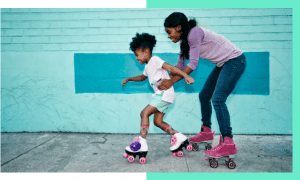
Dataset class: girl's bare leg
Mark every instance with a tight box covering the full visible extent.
[153,112,178,135]
[139,105,159,139]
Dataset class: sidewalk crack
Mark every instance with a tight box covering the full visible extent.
[1,133,62,167]
[185,155,190,172]
[91,134,108,144]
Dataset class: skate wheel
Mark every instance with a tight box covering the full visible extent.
[205,144,212,151]
[128,155,134,162]
[123,152,128,158]
[209,158,218,168]
[172,153,177,157]
[192,143,199,151]
[187,144,193,152]
[227,160,236,169]
[139,157,146,164]
[205,157,208,161]
[177,151,184,157]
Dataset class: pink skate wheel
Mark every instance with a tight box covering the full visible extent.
[205,157,208,160]
[172,153,177,157]
[177,151,184,157]
[128,155,134,162]
[123,152,128,158]
[139,157,146,164]
[187,144,193,152]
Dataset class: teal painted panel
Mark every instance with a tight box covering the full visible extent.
[74,52,269,95]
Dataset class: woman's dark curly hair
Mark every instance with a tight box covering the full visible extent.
[164,12,197,60]
[130,33,157,53]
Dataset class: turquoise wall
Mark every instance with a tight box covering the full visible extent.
[1,8,292,134]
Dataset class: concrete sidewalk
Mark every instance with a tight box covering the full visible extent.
[1,133,292,172]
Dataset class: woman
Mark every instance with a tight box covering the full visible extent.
[158,12,246,159]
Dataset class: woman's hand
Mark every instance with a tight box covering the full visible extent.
[157,79,173,90]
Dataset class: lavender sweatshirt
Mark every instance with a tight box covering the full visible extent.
[176,27,243,70]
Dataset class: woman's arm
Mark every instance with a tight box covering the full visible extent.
[158,27,203,90]
[186,27,203,70]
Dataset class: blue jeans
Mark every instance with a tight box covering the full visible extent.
[199,53,246,138]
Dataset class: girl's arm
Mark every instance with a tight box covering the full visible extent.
[162,62,194,85]
[170,66,193,83]
[159,63,193,90]
[122,75,147,86]
[169,55,185,78]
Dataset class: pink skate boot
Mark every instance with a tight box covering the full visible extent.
[170,133,193,157]
[189,125,215,151]
[205,135,238,169]
[123,136,148,164]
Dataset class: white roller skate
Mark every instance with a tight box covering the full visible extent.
[123,136,148,164]
[170,133,192,157]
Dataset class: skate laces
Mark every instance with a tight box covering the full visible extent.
[170,136,177,146]
[196,132,203,137]
[196,130,215,138]
[211,143,224,152]
[133,137,140,142]
[193,131,204,139]
[211,136,224,152]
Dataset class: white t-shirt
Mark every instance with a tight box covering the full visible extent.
[143,56,175,103]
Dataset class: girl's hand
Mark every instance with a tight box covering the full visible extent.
[185,76,194,85]
[122,79,128,86]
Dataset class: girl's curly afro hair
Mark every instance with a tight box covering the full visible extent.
[130,33,157,53]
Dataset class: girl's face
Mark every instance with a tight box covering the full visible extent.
[134,48,151,65]
[165,25,182,43]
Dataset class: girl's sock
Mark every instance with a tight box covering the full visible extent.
[140,125,149,139]
[164,124,178,135]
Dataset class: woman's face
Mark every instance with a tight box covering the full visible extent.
[165,26,182,43]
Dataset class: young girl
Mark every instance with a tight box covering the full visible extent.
[158,12,246,165]
[122,33,194,164]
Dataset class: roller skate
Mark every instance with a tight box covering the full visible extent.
[123,136,148,164]
[204,135,238,169]
[170,133,193,157]
[189,125,215,151]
